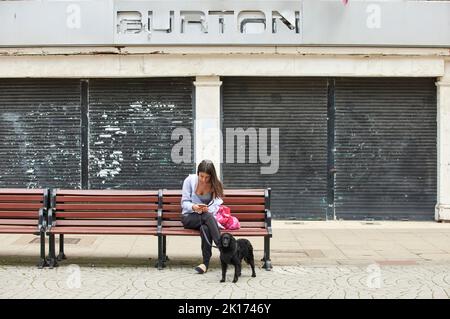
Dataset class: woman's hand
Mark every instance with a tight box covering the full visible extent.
[192,204,208,214]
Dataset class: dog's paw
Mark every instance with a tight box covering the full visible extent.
[232,278,238,283]
[252,274,256,277]
[220,279,225,283]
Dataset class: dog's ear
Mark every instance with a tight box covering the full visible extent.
[230,234,237,247]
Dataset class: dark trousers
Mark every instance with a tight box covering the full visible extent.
[182,212,221,267]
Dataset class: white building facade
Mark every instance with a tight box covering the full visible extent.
[0,0,449,221]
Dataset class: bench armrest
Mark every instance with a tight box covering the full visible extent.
[157,208,163,234]
[265,209,272,236]
[38,208,46,232]
[47,208,55,232]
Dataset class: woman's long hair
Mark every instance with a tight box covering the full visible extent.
[197,159,224,198]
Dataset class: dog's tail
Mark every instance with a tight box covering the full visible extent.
[244,243,255,265]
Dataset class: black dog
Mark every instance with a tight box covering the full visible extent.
[219,233,256,283]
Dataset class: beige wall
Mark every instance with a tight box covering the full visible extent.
[436,60,450,221]
[1,46,449,220]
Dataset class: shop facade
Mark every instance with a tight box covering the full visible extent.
[1,0,449,221]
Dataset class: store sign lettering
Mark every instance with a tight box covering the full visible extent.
[116,10,300,36]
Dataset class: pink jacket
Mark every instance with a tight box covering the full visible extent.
[214,205,240,230]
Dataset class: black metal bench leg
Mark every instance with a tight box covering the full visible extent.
[262,236,272,271]
[163,235,169,262]
[37,232,48,269]
[57,234,67,261]
[156,235,165,269]
[47,234,58,269]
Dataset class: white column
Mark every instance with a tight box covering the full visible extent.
[435,62,450,221]
[193,76,222,176]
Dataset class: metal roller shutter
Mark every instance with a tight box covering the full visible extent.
[88,78,194,189]
[222,77,329,219]
[0,79,81,188]
[334,78,437,220]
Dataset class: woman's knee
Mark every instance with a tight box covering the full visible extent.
[202,213,215,222]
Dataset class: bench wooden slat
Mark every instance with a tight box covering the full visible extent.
[162,198,266,205]
[56,190,158,196]
[49,226,158,235]
[162,189,265,196]
[223,197,265,204]
[161,227,268,236]
[0,189,44,194]
[56,211,158,218]
[56,203,158,211]
[0,203,43,210]
[58,196,158,203]
[160,212,265,220]
[0,226,39,234]
[224,190,265,196]
[0,211,39,218]
[162,220,265,228]
[0,195,43,202]
[56,220,158,226]
[0,219,38,226]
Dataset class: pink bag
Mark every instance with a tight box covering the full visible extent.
[215,205,240,230]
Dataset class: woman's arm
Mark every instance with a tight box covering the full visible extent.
[208,197,224,214]
[181,176,194,214]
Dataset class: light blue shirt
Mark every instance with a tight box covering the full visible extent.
[181,174,223,215]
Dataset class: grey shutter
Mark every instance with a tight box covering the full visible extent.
[0,79,81,188]
[334,77,437,220]
[88,78,194,189]
[222,77,329,219]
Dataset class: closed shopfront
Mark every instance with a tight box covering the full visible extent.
[222,77,437,220]
[88,78,194,189]
[333,78,437,220]
[222,77,329,219]
[0,78,194,190]
[0,79,81,188]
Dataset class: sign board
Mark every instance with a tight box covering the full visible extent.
[0,0,449,47]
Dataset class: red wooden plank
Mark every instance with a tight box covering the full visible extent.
[0,226,39,234]
[162,220,183,227]
[0,195,43,202]
[56,203,158,211]
[58,196,158,203]
[49,226,158,235]
[163,189,266,196]
[56,212,158,218]
[224,189,265,196]
[161,221,264,228]
[160,212,265,221]
[161,228,267,236]
[0,219,37,226]
[0,203,42,210]
[163,197,182,204]
[222,197,265,204]
[162,205,182,213]
[56,220,158,227]
[162,190,182,196]
[0,211,39,218]
[0,189,44,194]
[56,189,158,196]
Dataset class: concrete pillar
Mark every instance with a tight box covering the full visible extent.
[193,76,222,177]
[435,61,450,221]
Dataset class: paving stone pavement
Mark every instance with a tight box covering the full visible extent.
[2,221,450,299]
[1,263,450,299]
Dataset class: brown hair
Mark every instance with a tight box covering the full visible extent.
[197,159,224,198]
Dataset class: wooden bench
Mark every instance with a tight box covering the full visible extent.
[0,188,48,268]
[157,188,272,270]
[46,189,160,268]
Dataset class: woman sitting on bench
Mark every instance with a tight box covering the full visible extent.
[181,159,224,274]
